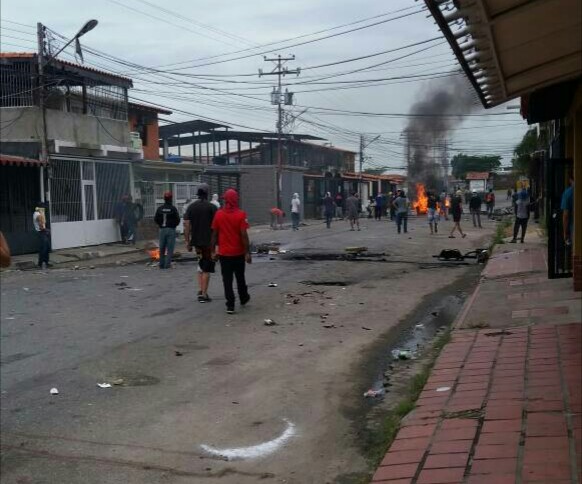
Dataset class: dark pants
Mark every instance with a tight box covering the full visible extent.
[291,212,300,230]
[325,212,333,228]
[375,206,382,220]
[219,255,249,310]
[37,230,50,266]
[471,209,482,228]
[513,217,529,241]
[396,212,408,233]
[487,203,494,218]
[159,227,176,269]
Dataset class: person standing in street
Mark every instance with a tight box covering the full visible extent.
[427,192,440,234]
[393,190,409,234]
[449,190,467,238]
[388,192,396,221]
[211,193,221,209]
[323,192,335,229]
[335,192,344,220]
[507,188,513,200]
[374,193,383,220]
[510,189,532,243]
[122,196,143,245]
[346,192,360,231]
[184,183,217,303]
[485,188,496,219]
[154,191,180,270]
[291,193,301,231]
[469,190,483,228]
[33,204,51,268]
[211,189,251,314]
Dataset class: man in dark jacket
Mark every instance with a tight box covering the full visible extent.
[469,190,483,228]
[154,191,181,269]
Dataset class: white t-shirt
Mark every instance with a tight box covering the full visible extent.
[291,198,301,213]
[33,211,42,231]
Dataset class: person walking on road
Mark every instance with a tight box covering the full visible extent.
[154,191,180,269]
[485,189,495,219]
[346,192,360,231]
[184,183,218,303]
[393,190,409,234]
[291,193,301,231]
[427,192,440,234]
[211,189,251,314]
[510,189,532,243]
[335,192,344,220]
[374,193,384,220]
[469,190,483,228]
[388,192,396,221]
[507,188,513,201]
[449,190,467,239]
[323,192,335,229]
[33,204,51,269]
[211,193,221,209]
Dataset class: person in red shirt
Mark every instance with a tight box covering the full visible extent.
[270,207,284,230]
[211,189,251,314]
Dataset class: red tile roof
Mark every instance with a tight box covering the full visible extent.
[465,171,490,180]
[0,154,46,167]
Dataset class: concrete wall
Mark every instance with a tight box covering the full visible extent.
[239,165,277,225]
[0,107,130,148]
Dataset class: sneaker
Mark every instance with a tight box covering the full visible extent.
[509,239,517,243]
[226,307,235,314]
[240,294,250,306]
[198,294,205,303]
[202,295,212,303]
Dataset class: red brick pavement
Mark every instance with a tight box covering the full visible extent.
[372,323,582,483]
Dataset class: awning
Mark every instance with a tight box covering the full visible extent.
[424,0,582,108]
[0,154,46,167]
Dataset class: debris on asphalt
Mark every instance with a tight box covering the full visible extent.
[74,265,80,270]
[436,386,451,392]
[414,324,424,330]
[97,383,112,389]
[361,326,372,331]
[264,319,277,326]
[345,246,368,254]
[268,283,278,287]
[391,349,413,360]
[89,266,95,269]
[431,311,439,317]
[115,282,128,288]
[111,378,124,385]
[175,351,183,357]
[363,388,384,398]
[50,387,59,395]
[120,275,129,278]
[323,324,336,329]
[23,287,29,292]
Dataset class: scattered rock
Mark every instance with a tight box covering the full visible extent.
[264,319,277,326]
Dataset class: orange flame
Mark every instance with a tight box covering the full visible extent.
[148,248,160,261]
[444,197,451,208]
[412,183,428,214]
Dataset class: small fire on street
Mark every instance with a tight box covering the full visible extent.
[412,183,428,214]
[148,248,160,261]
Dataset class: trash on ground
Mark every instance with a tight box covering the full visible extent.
[115,282,128,287]
[23,287,29,291]
[97,383,112,389]
[268,283,278,287]
[264,319,277,326]
[175,351,183,356]
[50,387,59,395]
[279,250,287,254]
[363,388,384,398]
[415,323,424,329]
[126,288,143,291]
[268,250,278,255]
[436,386,451,392]
[323,324,335,329]
[392,349,413,360]
[120,275,129,278]
[345,246,368,254]
[111,378,124,385]
[361,326,372,331]
[431,311,439,317]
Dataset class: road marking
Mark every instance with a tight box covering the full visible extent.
[200,419,296,460]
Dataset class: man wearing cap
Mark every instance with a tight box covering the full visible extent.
[211,189,251,314]
[154,191,181,269]
[469,190,483,228]
[184,183,217,303]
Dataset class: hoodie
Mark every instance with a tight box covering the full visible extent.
[291,193,301,213]
[211,189,250,256]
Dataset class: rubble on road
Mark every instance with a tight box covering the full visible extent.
[363,388,384,398]
[264,319,277,326]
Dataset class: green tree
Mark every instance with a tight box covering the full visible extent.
[451,154,502,179]
[512,128,538,175]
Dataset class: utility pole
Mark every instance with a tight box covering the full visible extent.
[443,138,449,194]
[358,134,380,199]
[37,22,48,203]
[259,55,300,209]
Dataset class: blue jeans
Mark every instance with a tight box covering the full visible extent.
[159,227,176,269]
[396,212,408,233]
[291,212,300,230]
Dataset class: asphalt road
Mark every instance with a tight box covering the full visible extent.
[1,210,498,484]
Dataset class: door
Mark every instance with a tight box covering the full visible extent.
[547,158,572,279]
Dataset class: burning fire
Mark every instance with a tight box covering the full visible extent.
[148,248,160,261]
[412,183,428,214]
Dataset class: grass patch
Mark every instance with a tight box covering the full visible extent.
[490,217,512,249]
[362,329,452,475]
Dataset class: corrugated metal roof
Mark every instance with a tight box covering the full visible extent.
[0,154,46,167]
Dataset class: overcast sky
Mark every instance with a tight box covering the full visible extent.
[1,0,529,172]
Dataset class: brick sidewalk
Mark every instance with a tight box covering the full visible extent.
[372,323,581,483]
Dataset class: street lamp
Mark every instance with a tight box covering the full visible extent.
[44,19,99,63]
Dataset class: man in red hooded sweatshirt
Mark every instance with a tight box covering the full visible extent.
[211,189,251,314]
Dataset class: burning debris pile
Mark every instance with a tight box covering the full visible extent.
[411,183,428,214]
[405,77,476,203]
